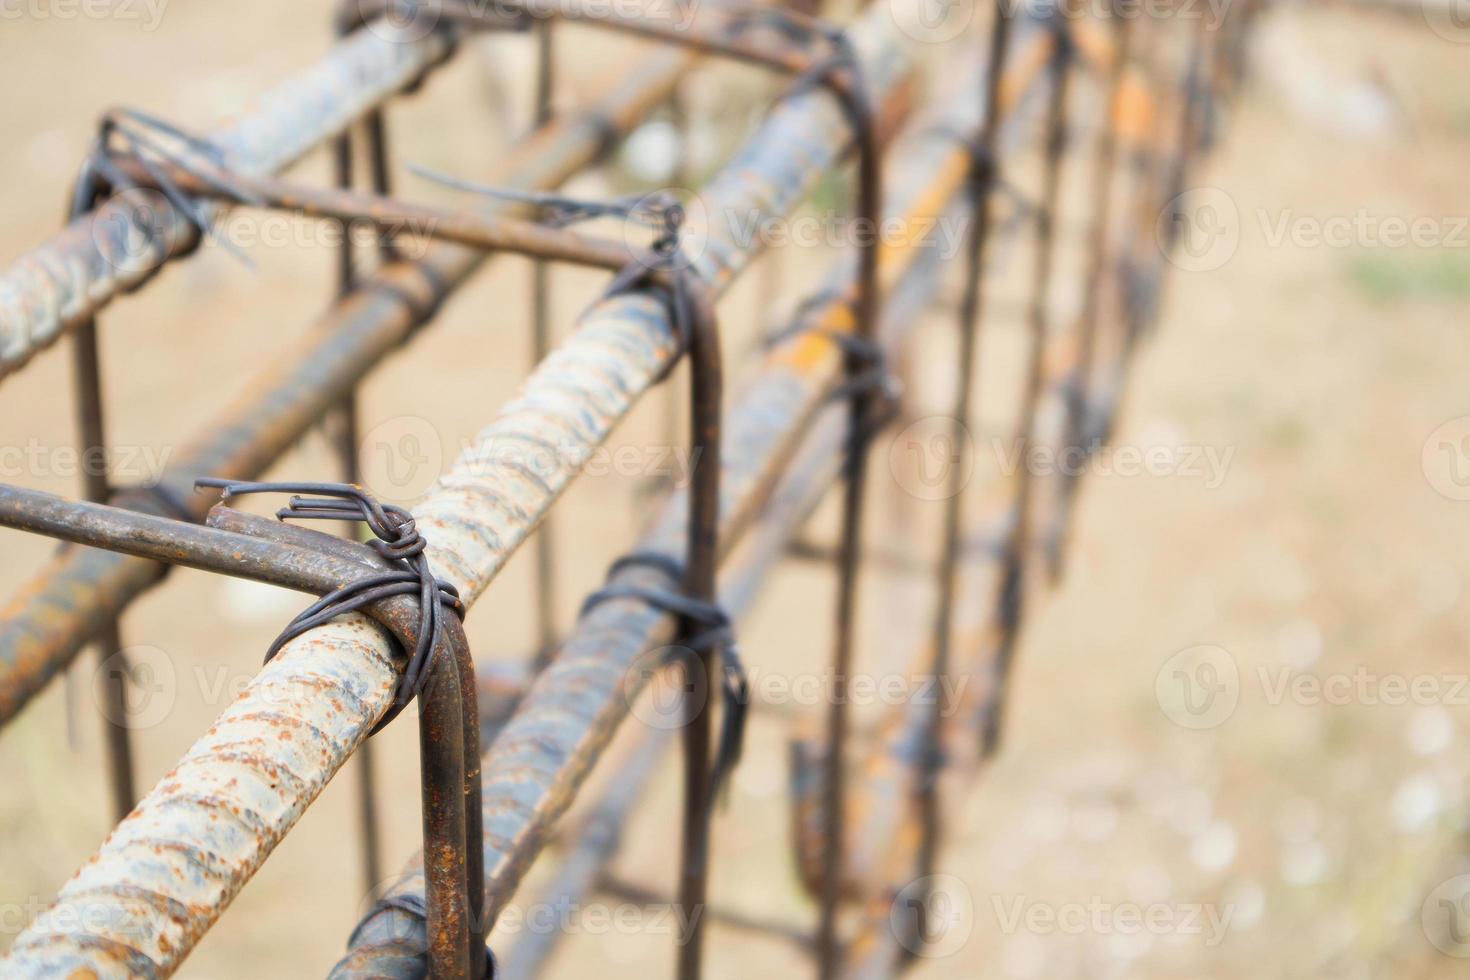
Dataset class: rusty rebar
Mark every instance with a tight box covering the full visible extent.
[979,7,1078,758]
[2,10,913,974]
[0,20,456,381]
[0,46,696,730]
[330,33,1016,980]
[914,0,1015,913]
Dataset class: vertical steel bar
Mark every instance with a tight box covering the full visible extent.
[914,0,1014,903]
[818,64,887,980]
[63,152,139,822]
[71,315,137,822]
[331,114,386,896]
[530,20,560,670]
[978,13,1077,757]
[1051,2,1132,575]
[674,291,723,980]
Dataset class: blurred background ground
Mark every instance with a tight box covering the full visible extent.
[1,1,1469,978]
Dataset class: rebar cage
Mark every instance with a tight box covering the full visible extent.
[0,0,1253,976]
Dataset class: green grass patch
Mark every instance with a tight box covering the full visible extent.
[1345,249,1470,303]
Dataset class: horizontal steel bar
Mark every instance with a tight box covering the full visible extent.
[0,18,455,381]
[0,486,375,595]
[0,479,491,975]
[109,158,642,274]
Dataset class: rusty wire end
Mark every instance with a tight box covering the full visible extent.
[86,108,265,270]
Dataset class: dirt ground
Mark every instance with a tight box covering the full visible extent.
[2,2,1469,978]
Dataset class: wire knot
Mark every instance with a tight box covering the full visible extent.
[195,478,463,731]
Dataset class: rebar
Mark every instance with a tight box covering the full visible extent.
[0,1,1249,976]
